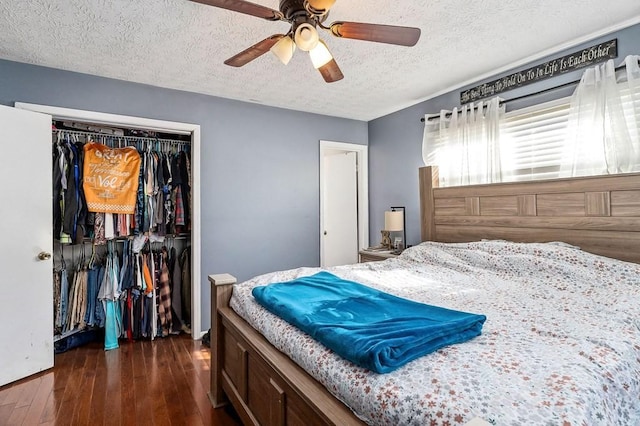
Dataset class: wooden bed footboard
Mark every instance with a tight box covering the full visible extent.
[208,274,366,426]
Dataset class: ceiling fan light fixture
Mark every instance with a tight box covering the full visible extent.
[294,23,319,51]
[309,39,333,69]
[270,35,296,65]
[306,0,336,13]
[195,0,422,83]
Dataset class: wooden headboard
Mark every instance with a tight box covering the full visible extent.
[419,166,640,264]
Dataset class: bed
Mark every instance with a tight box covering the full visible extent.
[208,166,640,425]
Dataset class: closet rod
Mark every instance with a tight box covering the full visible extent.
[56,234,190,246]
[53,128,190,146]
[420,58,637,122]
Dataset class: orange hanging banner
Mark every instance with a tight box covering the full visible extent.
[83,142,141,214]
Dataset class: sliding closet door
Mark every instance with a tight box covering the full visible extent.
[0,105,53,386]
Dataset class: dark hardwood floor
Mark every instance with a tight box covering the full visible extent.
[0,335,242,425]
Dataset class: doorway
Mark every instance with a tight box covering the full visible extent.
[319,141,368,267]
[1,102,202,387]
[15,103,202,335]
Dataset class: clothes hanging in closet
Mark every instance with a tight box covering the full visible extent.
[52,133,87,244]
[52,132,192,244]
[52,128,193,351]
[180,246,191,327]
[53,251,106,338]
[53,242,192,346]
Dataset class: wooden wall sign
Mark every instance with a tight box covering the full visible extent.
[460,39,617,104]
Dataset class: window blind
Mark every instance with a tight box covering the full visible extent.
[500,98,570,181]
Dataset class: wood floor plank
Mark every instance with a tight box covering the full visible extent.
[50,340,81,423]
[0,335,241,426]
[173,339,203,420]
[1,381,26,407]
[0,403,15,424]
[133,339,154,426]
[171,337,209,423]
[0,382,11,406]
[5,404,28,426]
[71,342,99,425]
[103,348,123,426]
[55,345,89,425]
[14,376,41,408]
[145,338,172,426]
[179,340,218,425]
[156,338,190,424]
[37,384,57,424]
[168,341,204,423]
[20,373,53,425]
[119,342,138,426]
[88,343,108,425]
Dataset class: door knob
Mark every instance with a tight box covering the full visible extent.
[37,251,52,261]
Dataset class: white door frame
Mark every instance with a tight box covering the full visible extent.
[319,140,368,266]
[15,102,203,339]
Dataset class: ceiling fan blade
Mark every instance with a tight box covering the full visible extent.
[189,0,281,21]
[224,35,284,67]
[330,22,421,46]
[318,58,344,83]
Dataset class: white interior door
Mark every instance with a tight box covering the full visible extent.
[0,105,53,386]
[322,150,358,266]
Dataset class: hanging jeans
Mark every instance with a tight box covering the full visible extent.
[56,269,70,330]
[95,266,106,328]
[85,267,99,327]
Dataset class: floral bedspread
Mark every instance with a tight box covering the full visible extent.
[229,241,640,425]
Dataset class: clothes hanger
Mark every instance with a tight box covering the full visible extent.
[88,241,96,269]
[79,244,86,270]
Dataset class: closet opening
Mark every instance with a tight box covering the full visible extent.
[52,120,193,351]
[16,102,202,355]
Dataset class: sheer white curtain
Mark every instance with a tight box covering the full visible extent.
[422,96,504,186]
[561,55,640,176]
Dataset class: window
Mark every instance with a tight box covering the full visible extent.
[500,98,570,181]
[423,71,640,185]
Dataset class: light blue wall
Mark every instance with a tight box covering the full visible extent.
[0,59,368,331]
[368,23,640,247]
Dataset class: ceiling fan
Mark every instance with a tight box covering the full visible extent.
[190,0,421,83]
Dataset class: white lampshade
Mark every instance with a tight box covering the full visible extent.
[384,210,404,232]
[294,23,319,51]
[271,35,296,65]
[309,40,333,69]
[307,0,336,12]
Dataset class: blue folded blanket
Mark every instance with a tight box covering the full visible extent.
[252,271,486,373]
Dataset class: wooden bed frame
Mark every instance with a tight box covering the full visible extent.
[419,166,640,264]
[209,166,640,425]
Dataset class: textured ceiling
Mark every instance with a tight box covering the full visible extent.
[0,0,639,121]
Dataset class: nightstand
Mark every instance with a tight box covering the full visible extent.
[358,248,399,263]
